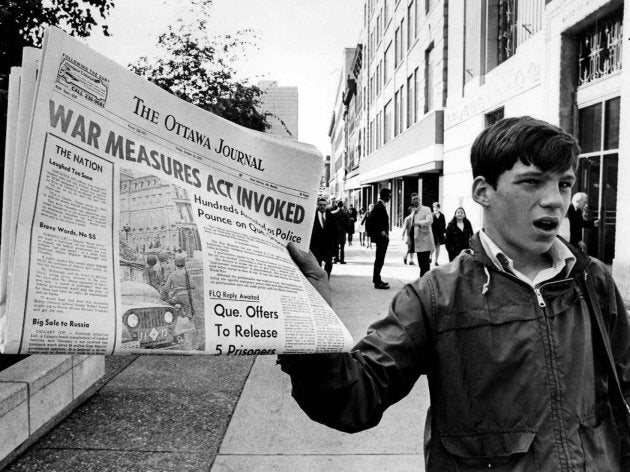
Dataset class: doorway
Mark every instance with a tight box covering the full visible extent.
[577,97,619,263]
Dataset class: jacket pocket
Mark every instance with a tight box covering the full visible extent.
[579,413,621,471]
[441,430,538,471]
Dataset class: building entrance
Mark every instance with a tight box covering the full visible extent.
[577,97,620,263]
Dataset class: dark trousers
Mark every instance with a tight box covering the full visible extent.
[372,235,389,284]
[416,251,431,276]
[336,241,345,262]
[312,247,332,277]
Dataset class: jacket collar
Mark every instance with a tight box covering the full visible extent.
[469,232,590,278]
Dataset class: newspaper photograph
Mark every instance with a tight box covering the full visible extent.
[0,27,353,356]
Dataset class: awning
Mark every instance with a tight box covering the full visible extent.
[359,144,443,184]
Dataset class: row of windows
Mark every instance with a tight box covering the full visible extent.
[367,0,422,63]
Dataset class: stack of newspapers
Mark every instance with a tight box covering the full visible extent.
[0,27,352,356]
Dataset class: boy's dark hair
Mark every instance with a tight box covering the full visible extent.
[470,116,581,188]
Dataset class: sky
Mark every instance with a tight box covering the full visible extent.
[86,0,365,157]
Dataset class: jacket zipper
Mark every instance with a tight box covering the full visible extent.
[533,282,572,471]
[534,288,546,308]
[489,269,573,469]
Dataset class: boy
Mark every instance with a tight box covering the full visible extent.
[280,117,630,470]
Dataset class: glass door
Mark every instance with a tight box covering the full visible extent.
[577,97,620,263]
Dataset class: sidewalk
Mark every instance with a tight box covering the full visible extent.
[4,229,438,471]
[211,230,437,472]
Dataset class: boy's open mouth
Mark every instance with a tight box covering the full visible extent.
[533,217,559,231]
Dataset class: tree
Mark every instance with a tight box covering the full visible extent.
[0,0,114,91]
[0,0,115,241]
[130,2,272,132]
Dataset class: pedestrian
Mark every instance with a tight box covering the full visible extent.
[444,207,473,261]
[430,202,446,266]
[280,116,630,471]
[409,192,434,276]
[347,205,357,246]
[567,191,599,253]
[365,203,374,248]
[401,206,415,265]
[356,207,367,246]
[310,197,336,278]
[331,201,350,264]
[366,188,391,289]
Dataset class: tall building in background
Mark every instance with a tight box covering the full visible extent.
[257,80,299,140]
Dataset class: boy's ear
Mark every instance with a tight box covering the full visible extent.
[472,176,491,207]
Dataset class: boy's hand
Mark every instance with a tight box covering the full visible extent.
[287,242,332,306]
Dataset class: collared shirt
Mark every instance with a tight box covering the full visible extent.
[479,230,576,287]
[318,210,325,227]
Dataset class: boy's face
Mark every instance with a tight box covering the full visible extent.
[482,161,575,260]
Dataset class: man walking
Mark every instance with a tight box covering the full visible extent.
[281,116,630,470]
[409,192,434,276]
[567,191,598,252]
[367,188,391,289]
[310,197,336,278]
[331,201,350,264]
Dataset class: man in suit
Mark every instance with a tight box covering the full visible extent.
[331,201,350,264]
[567,192,598,252]
[310,197,336,278]
[369,188,392,289]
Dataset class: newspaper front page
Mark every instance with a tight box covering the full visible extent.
[1,28,353,355]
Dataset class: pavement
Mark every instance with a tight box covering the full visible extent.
[4,229,440,471]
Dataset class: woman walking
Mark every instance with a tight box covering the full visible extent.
[445,207,473,261]
[357,207,367,246]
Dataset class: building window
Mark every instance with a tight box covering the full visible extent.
[491,0,544,68]
[464,0,483,84]
[395,85,404,136]
[485,107,504,127]
[407,74,415,127]
[414,67,420,121]
[424,44,435,113]
[498,0,516,64]
[384,101,393,143]
[577,97,620,263]
[577,11,623,87]
[394,90,400,137]
[395,19,405,67]
[384,41,393,84]
[407,1,416,49]
[377,11,382,42]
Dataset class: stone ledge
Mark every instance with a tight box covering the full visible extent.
[0,355,104,469]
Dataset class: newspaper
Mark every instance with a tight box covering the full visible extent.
[0,27,353,356]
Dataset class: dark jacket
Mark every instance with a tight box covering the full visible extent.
[332,208,351,242]
[310,210,336,257]
[431,212,446,245]
[567,203,595,246]
[367,200,389,239]
[444,218,473,261]
[281,233,630,471]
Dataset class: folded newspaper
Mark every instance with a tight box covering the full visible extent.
[0,27,353,356]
